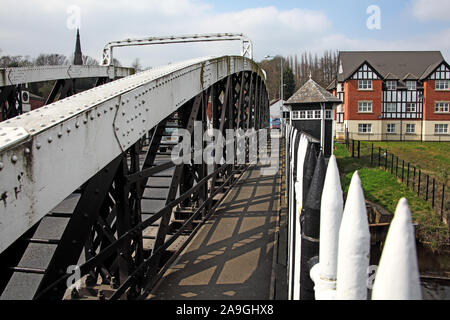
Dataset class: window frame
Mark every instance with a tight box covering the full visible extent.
[386,81,397,91]
[406,103,417,113]
[358,80,373,91]
[435,80,450,91]
[435,102,449,113]
[387,123,396,134]
[435,124,449,134]
[358,101,373,113]
[405,124,416,134]
[406,81,417,91]
[386,103,397,113]
[358,123,372,134]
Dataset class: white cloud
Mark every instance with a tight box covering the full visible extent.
[0,0,449,68]
[412,0,450,22]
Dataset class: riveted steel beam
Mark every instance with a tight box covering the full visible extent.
[0,55,266,254]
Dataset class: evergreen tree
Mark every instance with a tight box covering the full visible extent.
[283,66,296,100]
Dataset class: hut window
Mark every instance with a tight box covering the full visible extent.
[314,110,322,119]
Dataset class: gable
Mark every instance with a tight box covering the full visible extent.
[429,63,450,80]
[349,62,380,80]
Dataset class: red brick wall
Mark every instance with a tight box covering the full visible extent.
[344,80,382,120]
[423,80,450,120]
[30,98,44,111]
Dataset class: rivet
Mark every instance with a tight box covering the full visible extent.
[57,132,62,138]
[67,127,71,133]
[48,137,53,143]
[41,124,46,128]
[24,148,30,154]
[75,122,80,128]
[11,155,18,163]
[0,162,3,170]
[83,119,88,124]
[36,143,41,149]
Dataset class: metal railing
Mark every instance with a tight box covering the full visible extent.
[284,124,422,300]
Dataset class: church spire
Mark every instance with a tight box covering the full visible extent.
[73,28,83,65]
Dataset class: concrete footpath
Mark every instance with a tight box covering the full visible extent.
[148,162,282,300]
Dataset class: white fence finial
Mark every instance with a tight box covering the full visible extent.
[336,171,370,300]
[372,198,422,300]
[314,155,343,298]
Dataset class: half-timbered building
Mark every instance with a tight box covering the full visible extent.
[328,51,450,141]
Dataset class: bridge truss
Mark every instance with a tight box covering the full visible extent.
[0,56,269,300]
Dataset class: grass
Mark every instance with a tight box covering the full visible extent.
[359,141,450,185]
[335,142,449,249]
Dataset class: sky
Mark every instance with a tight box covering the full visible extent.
[0,0,449,68]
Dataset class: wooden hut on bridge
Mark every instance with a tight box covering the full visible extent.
[285,77,342,157]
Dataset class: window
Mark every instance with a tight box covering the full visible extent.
[300,111,306,119]
[307,111,313,119]
[435,102,449,113]
[292,111,300,120]
[436,80,450,90]
[406,124,416,134]
[337,113,344,123]
[325,110,332,119]
[406,81,417,91]
[387,124,396,134]
[386,103,396,113]
[435,124,449,134]
[386,81,397,90]
[358,101,373,113]
[358,80,372,90]
[406,103,417,113]
[358,124,372,133]
[314,110,322,119]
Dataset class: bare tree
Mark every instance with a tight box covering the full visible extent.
[34,53,69,66]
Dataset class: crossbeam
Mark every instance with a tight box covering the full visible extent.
[0,55,266,253]
[101,33,253,66]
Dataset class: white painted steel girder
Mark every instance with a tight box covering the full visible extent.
[0,65,134,87]
[0,55,266,253]
[101,33,253,66]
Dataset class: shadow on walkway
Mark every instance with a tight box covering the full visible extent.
[149,164,281,300]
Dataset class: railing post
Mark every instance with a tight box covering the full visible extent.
[310,155,343,300]
[441,184,445,222]
[370,143,374,166]
[300,152,326,300]
[372,198,422,300]
[378,147,381,167]
[418,170,421,197]
[407,163,410,187]
[385,150,388,170]
[426,175,429,201]
[402,160,405,183]
[432,178,436,208]
[391,154,394,174]
[351,140,355,158]
[357,140,360,159]
[336,171,370,300]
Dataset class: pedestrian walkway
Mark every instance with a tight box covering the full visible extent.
[148,162,281,300]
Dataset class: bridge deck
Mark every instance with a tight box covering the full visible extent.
[148,163,281,300]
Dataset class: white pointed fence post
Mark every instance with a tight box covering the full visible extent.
[372,198,422,300]
[336,171,370,300]
[310,155,344,300]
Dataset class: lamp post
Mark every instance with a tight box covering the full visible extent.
[265,55,284,130]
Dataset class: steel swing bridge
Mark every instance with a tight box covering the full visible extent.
[0,33,271,300]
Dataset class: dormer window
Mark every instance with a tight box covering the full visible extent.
[406,81,417,91]
[386,81,397,90]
